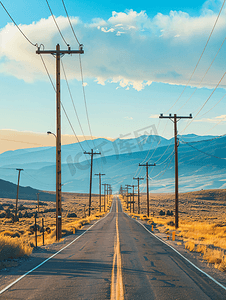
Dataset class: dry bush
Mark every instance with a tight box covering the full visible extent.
[185,241,195,252]
[0,235,32,261]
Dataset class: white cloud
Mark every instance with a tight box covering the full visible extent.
[124,116,133,120]
[1,2,226,90]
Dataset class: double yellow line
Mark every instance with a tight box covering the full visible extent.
[111,200,124,300]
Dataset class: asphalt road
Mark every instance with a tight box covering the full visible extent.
[0,197,226,299]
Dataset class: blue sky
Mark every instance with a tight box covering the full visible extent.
[0,0,225,151]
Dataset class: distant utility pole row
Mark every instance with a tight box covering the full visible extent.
[139,162,156,217]
[120,112,192,229]
[84,149,101,216]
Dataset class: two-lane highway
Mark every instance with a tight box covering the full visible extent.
[0,197,226,299]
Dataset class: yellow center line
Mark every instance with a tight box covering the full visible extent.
[111,200,124,300]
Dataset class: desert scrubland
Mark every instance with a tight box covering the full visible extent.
[122,189,226,272]
[0,192,112,269]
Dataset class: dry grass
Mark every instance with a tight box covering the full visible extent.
[120,189,226,272]
[0,192,112,269]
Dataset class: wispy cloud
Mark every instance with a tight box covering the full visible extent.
[1,2,226,90]
[149,114,159,119]
[124,116,133,120]
[195,115,226,123]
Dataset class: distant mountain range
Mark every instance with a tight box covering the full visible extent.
[0,134,225,194]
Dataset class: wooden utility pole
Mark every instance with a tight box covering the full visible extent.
[14,168,23,222]
[36,44,84,240]
[131,185,136,213]
[95,173,105,212]
[125,185,131,209]
[159,113,192,228]
[37,193,40,213]
[102,183,107,212]
[133,177,144,214]
[106,184,109,205]
[139,162,156,217]
[84,149,101,216]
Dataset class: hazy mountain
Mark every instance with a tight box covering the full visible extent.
[0,134,224,194]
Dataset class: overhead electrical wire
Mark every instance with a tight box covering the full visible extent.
[180,138,226,160]
[151,151,175,180]
[165,0,226,114]
[60,0,95,146]
[0,138,43,146]
[202,116,226,134]
[60,0,102,172]
[78,55,94,143]
[0,1,38,47]
[133,119,171,180]
[39,54,86,153]
[61,59,91,149]
[61,0,80,45]
[79,54,103,173]
[179,71,226,134]
[45,0,68,46]
[177,37,226,113]
[200,93,226,117]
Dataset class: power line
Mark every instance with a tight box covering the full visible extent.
[39,53,86,152]
[180,133,226,144]
[0,138,43,146]
[202,116,226,134]
[155,148,175,165]
[165,0,226,113]
[79,54,94,142]
[200,93,226,117]
[0,1,38,47]
[61,0,80,45]
[61,59,91,149]
[180,138,226,160]
[180,72,226,134]
[177,37,226,113]
[40,54,56,91]
[78,54,103,173]
[151,151,175,180]
[45,0,68,46]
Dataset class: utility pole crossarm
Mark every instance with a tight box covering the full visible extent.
[36,50,84,54]
[159,113,192,119]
